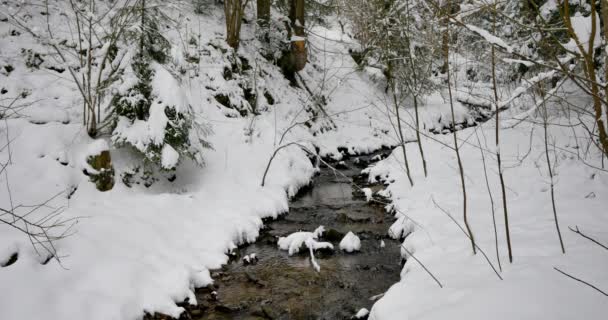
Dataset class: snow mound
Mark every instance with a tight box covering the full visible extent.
[354,308,369,319]
[277,226,333,256]
[161,144,179,169]
[339,231,361,253]
[362,188,373,202]
[388,215,414,240]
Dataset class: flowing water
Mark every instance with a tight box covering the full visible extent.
[167,151,403,320]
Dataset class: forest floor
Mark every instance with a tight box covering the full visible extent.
[1,3,607,320]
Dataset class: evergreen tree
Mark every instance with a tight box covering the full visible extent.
[106,0,211,175]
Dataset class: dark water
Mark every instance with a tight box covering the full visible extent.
[166,152,402,320]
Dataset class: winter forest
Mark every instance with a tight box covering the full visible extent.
[0,0,607,319]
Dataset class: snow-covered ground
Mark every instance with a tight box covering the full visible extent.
[2,2,606,320]
[0,4,395,320]
[368,113,608,319]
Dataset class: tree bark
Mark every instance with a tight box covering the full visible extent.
[289,0,307,71]
[225,0,244,49]
[257,0,271,27]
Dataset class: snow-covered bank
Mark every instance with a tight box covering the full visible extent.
[367,118,608,319]
[0,4,397,319]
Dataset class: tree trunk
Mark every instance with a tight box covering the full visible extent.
[289,0,306,71]
[257,0,271,27]
[225,0,244,49]
[388,64,414,187]
[491,0,512,263]
[444,0,475,255]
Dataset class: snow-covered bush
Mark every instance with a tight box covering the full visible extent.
[105,0,212,176]
[108,56,211,171]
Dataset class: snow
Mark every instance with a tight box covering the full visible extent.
[0,3,330,319]
[86,139,110,156]
[278,227,333,272]
[367,117,608,319]
[362,187,373,202]
[563,12,602,55]
[466,24,513,53]
[161,144,179,169]
[355,308,370,318]
[388,215,414,240]
[278,228,334,256]
[339,231,361,253]
[2,2,607,320]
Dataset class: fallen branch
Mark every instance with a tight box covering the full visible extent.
[554,267,608,297]
[432,196,503,280]
[389,228,444,288]
[569,226,608,251]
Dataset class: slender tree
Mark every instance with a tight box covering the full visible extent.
[539,82,566,254]
[443,0,476,255]
[488,0,513,263]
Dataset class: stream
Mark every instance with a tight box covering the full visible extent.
[164,150,403,320]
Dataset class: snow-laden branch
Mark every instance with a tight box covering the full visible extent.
[498,71,557,110]
[465,24,513,53]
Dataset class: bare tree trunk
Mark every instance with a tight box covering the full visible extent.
[86,0,97,137]
[413,94,427,177]
[491,0,512,263]
[562,0,608,158]
[444,0,475,254]
[257,0,271,27]
[224,0,245,49]
[539,82,566,253]
[389,69,414,187]
[476,130,501,271]
[404,0,427,177]
[289,0,307,71]
[602,0,608,159]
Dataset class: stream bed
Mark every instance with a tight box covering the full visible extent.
[172,151,402,320]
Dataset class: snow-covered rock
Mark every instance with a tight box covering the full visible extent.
[362,188,373,202]
[339,231,361,253]
[354,308,369,319]
[278,227,334,256]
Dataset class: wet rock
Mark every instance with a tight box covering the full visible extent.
[215,303,239,313]
[245,271,267,287]
[321,228,344,242]
[243,253,258,265]
[336,161,348,169]
[346,213,371,223]
[261,305,279,319]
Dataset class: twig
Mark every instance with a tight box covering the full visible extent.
[398,241,444,288]
[569,226,608,251]
[432,196,503,280]
[554,267,608,297]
